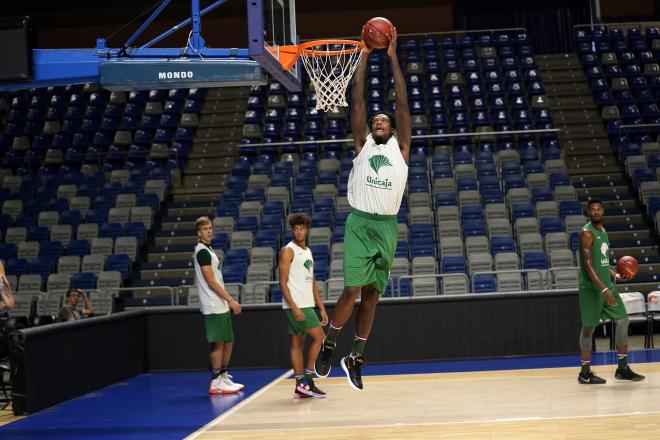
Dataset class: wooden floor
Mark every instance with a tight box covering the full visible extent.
[185,363,660,440]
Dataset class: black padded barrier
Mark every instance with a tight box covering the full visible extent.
[12,290,581,414]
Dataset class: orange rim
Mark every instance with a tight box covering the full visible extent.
[299,39,365,56]
[278,39,364,70]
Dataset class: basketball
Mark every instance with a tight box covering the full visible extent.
[362,17,394,49]
[617,255,639,278]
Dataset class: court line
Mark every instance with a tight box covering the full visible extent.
[184,368,294,440]
[208,410,660,433]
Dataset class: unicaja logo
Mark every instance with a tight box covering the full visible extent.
[303,259,313,272]
[158,71,194,79]
[368,154,393,174]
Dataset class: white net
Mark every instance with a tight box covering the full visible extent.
[299,41,364,112]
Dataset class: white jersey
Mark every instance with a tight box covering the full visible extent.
[282,242,315,310]
[347,134,408,215]
[193,242,228,314]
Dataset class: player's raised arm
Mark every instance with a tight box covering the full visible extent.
[351,35,372,155]
[387,27,411,161]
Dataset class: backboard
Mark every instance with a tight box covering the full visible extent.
[247,0,302,92]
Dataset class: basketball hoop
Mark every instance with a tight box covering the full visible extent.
[278,40,365,112]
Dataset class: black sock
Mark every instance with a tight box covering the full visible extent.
[212,368,221,379]
[304,369,315,384]
[580,360,590,374]
[350,336,367,357]
[617,354,628,368]
[220,366,228,376]
[295,374,304,386]
[326,321,342,344]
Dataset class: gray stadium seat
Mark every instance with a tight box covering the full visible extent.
[47,273,71,294]
[250,247,275,266]
[409,192,431,209]
[494,252,519,271]
[331,243,344,261]
[108,207,131,225]
[436,205,459,223]
[518,233,543,254]
[56,184,78,200]
[82,254,106,274]
[230,231,254,249]
[318,158,340,173]
[515,217,539,236]
[57,256,81,274]
[17,241,40,261]
[18,274,43,293]
[247,174,270,190]
[91,237,114,257]
[70,196,91,216]
[487,218,512,237]
[38,211,60,230]
[536,201,558,218]
[115,193,137,209]
[50,225,73,247]
[37,292,63,318]
[114,237,138,261]
[468,252,493,275]
[130,206,153,230]
[2,200,23,221]
[5,227,27,245]
[213,216,235,233]
[497,272,523,292]
[439,236,464,257]
[145,180,167,202]
[545,232,569,252]
[437,220,461,239]
[409,206,433,224]
[97,271,122,292]
[88,291,113,315]
[309,227,332,247]
[239,201,263,217]
[77,223,99,240]
[466,236,489,255]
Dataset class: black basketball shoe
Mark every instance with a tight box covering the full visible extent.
[615,365,645,381]
[306,378,327,398]
[314,339,335,378]
[340,355,364,390]
[578,370,606,384]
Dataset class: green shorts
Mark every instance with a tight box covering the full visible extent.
[578,282,627,326]
[284,307,321,335]
[343,209,397,294]
[204,312,234,343]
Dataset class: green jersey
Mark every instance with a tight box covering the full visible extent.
[578,222,612,289]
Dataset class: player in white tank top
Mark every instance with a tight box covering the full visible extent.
[315,27,411,390]
[194,217,243,394]
[279,213,328,398]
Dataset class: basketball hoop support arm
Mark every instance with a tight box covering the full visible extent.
[0,0,266,92]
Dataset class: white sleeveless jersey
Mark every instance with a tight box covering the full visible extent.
[347,134,408,215]
[193,242,228,314]
[282,242,315,310]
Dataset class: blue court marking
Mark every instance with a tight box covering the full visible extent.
[0,368,286,440]
[4,349,660,440]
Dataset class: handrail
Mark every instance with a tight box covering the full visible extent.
[241,128,560,149]
[396,273,470,296]
[546,267,579,289]
[175,283,243,305]
[470,269,546,292]
[307,27,528,43]
[574,21,660,32]
[619,123,660,133]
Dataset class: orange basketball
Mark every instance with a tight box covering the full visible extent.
[617,255,639,278]
[362,17,394,49]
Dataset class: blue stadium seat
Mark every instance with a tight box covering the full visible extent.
[107,254,131,280]
[67,239,90,257]
[473,274,495,293]
[71,271,98,289]
[539,217,563,235]
[100,223,122,240]
[122,222,145,245]
[523,252,549,270]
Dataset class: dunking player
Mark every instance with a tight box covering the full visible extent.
[278,213,328,398]
[577,198,644,384]
[315,27,410,390]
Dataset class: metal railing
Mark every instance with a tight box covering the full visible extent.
[396,273,470,296]
[104,286,177,306]
[241,128,561,150]
[470,269,546,293]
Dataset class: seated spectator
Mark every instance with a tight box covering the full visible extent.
[0,260,14,313]
[58,289,95,322]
